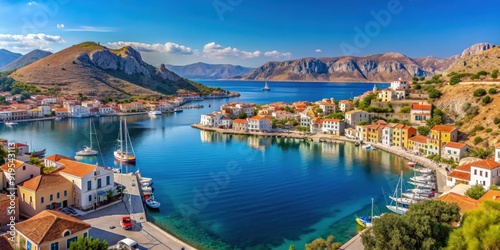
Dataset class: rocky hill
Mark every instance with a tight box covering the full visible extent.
[0,49,52,71]
[446,45,500,74]
[460,42,495,57]
[9,42,213,98]
[240,53,457,82]
[166,62,254,79]
[0,49,22,68]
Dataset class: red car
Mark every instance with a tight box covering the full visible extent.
[120,216,132,230]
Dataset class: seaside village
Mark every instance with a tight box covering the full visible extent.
[198,79,500,213]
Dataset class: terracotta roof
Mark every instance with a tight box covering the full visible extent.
[478,190,500,202]
[15,210,90,245]
[402,126,415,131]
[411,104,432,110]
[447,170,471,181]
[0,234,13,250]
[57,159,98,178]
[233,119,248,123]
[367,124,382,130]
[44,154,73,162]
[313,117,322,124]
[437,192,480,213]
[409,135,430,144]
[456,162,474,172]
[18,174,71,192]
[471,159,500,170]
[445,142,468,149]
[15,143,28,147]
[54,108,68,112]
[323,118,340,123]
[394,124,405,129]
[345,110,367,114]
[249,116,269,121]
[0,193,10,203]
[0,160,25,171]
[431,125,457,133]
[340,100,351,104]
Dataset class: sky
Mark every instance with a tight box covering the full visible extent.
[0,0,499,67]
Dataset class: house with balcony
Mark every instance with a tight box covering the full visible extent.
[17,174,74,217]
[408,135,432,155]
[53,108,69,117]
[98,105,113,114]
[13,210,90,250]
[56,159,115,211]
[382,124,395,146]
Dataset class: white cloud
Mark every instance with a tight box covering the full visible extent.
[0,33,65,52]
[63,26,115,32]
[27,1,37,6]
[56,24,64,29]
[263,50,292,59]
[315,49,322,53]
[202,42,261,59]
[107,41,197,55]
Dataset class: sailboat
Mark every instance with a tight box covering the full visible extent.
[76,119,99,156]
[386,171,409,215]
[114,117,136,164]
[356,198,380,227]
[262,82,271,91]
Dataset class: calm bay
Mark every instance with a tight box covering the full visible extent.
[0,80,416,249]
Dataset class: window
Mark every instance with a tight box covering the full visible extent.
[50,194,53,201]
[480,171,483,177]
[83,232,88,238]
[64,190,67,197]
[486,172,488,178]
[474,169,477,175]
[97,178,102,188]
[88,195,92,202]
[87,180,92,191]
[23,165,26,170]
[50,242,59,250]
[66,236,77,249]
[41,197,44,204]
[22,194,25,201]
[57,192,60,199]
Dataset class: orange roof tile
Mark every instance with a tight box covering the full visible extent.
[409,135,430,144]
[18,174,71,192]
[394,124,405,129]
[0,160,25,171]
[323,118,340,123]
[478,190,500,202]
[15,210,90,245]
[471,159,500,170]
[431,125,457,133]
[54,108,68,112]
[44,154,74,162]
[445,142,468,149]
[233,119,248,123]
[57,159,98,178]
[249,116,269,121]
[447,170,471,181]
[340,100,352,104]
[437,192,480,213]
[411,104,432,110]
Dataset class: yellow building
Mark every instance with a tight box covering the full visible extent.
[408,135,431,155]
[366,124,384,143]
[430,125,458,155]
[355,125,368,141]
[17,174,74,217]
[15,210,90,250]
[391,124,417,148]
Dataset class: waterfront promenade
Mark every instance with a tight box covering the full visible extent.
[80,173,196,250]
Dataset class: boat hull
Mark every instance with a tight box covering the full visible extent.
[114,151,136,163]
[76,147,98,156]
[386,205,408,215]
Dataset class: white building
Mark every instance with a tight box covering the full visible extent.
[67,105,90,118]
[272,110,293,120]
[339,100,354,112]
[442,142,470,162]
[200,113,223,127]
[219,118,233,128]
[248,116,272,132]
[382,125,394,146]
[321,119,345,135]
[1,160,41,190]
[447,159,500,189]
[319,99,336,115]
[57,159,115,211]
[300,114,312,127]
[345,110,370,128]
[390,79,409,91]
[41,97,57,105]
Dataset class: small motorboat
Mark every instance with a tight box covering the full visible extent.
[354,141,360,147]
[144,195,161,209]
[174,108,183,113]
[141,186,153,193]
[406,162,416,167]
[362,144,372,150]
[5,122,18,126]
[148,110,162,116]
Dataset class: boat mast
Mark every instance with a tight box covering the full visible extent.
[119,117,123,154]
[124,118,128,158]
[89,119,93,149]
[371,198,374,219]
[399,171,403,211]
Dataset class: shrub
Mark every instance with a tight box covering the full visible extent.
[486,128,493,133]
[494,117,500,125]
[492,131,499,136]
[400,106,411,113]
[482,95,491,105]
[414,84,421,90]
[470,132,476,136]
[475,125,485,131]
[474,136,483,145]
[488,88,497,94]
[412,76,418,81]
[462,102,471,112]
[470,74,480,80]
[428,88,442,99]
[477,70,489,76]
[455,121,463,127]
[450,75,461,85]
[473,88,487,97]
[492,69,498,79]
[419,76,425,81]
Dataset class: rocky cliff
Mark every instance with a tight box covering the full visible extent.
[460,42,496,57]
[241,52,458,82]
[0,49,52,71]
[9,42,214,98]
[446,44,500,74]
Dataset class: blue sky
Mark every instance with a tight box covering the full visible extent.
[0,0,499,67]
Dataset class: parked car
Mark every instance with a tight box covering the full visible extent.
[109,238,139,250]
[120,216,132,230]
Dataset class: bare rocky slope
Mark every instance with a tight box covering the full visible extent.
[446,45,500,74]
[10,42,211,98]
[240,52,458,82]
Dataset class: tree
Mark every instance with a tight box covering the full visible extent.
[238,113,248,119]
[488,88,497,95]
[362,200,460,250]
[450,75,461,85]
[107,189,114,201]
[289,245,295,250]
[69,236,108,250]
[0,146,6,165]
[419,76,425,81]
[447,201,500,250]
[315,108,323,114]
[473,88,487,97]
[417,126,430,136]
[490,184,500,190]
[466,147,493,159]
[428,88,442,99]
[481,95,491,105]
[357,121,370,126]
[305,235,342,250]
[414,84,421,90]
[10,87,21,95]
[296,126,309,132]
[465,184,486,200]
[473,136,483,145]
[0,95,5,105]
[400,106,411,113]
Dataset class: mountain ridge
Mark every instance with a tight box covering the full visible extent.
[0,49,52,72]
[165,62,254,79]
[0,49,22,68]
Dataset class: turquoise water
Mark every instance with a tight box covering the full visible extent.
[0,81,415,249]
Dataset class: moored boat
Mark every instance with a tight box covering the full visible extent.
[410,176,435,183]
[355,198,380,227]
[406,162,416,167]
[408,180,435,189]
[114,117,136,163]
[174,108,183,113]
[389,196,418,205]
[144,194,161,209]
[148,110,162,116]
[262,82,271,91]
[76,119,99,156]
[386,171,409,215]
[362,144,373,150]
[5,122,18,126]
[409,167,433,175]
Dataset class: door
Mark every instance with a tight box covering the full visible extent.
[63,200,67,208]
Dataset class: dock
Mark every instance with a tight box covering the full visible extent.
[340,230,366,250]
